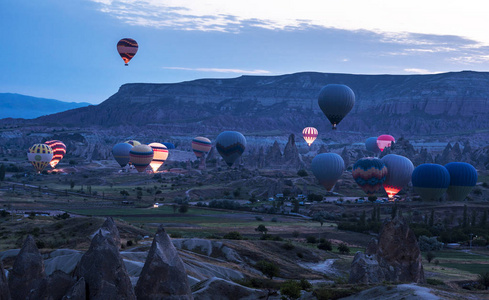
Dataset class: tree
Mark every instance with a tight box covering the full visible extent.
[280,280,301,299]
[478,272,489,290]
[429,209,434,227]
[463,204,468,228]
[0,164,5,181]
[223,231,242,240]
[360,210,366,226]
[255,224,268,235]
[318,240,333,251]
[70,180,75,190]
[120,190,129,198]
[338,243,350,254]
[426,251,436,263]
[479,210,487,228]
[255,260,279,279]
[178,204,188,213]
[291,199,300,213]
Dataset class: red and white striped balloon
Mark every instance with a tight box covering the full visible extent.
[302,127,318,146]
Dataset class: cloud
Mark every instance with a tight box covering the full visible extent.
[163,67,271,74]
[89,0,489,45]
[403,68,432,74]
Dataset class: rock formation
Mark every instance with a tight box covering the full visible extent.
[97,216,121,248]
[283,134,302,168]
[74,229,136,299]
[46,270,76,300]
[0,261,10,300]
[8,235,47,300]
[349,216,425,284]
[192,277,267,300]
[135,225,193,300]
[62,277,86,300]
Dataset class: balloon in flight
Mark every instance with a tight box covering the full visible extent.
[412,163,450,201]
[352,158,387,196]
[381,154,414,199]
[317,84,355,130]
[216,131,246,167]
[163,142,175,149]
[112,143,133,168]
[444,162,477,201]
[45,140,66,168]
[311,153,345,191]
[302,127,318,146]
[377,135,395,152]
[117,38,138,66]
[192,137,212,158]
[129,144,154,172]
[27,143,53,173]
[365,137,380,154]
[148,142,169,173]
[125,140,141,147]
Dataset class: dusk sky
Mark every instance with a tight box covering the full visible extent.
[3,0,489,104]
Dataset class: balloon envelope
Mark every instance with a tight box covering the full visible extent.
[377,135,395,152]
[45,140,66,168]
[192,137,212,158]
[163,142,175,149]
[365,137,380,154]
[125,140,141,147]
[216,131,246,167]
[129,145,154,172]
[317,84,355,130]
[112,143,133,168]
[117,38,138,66]
[444,162,477,201]
[302,127,318,146]
[311,153,345,191]
[28,143,53,173]
[412,163,450,201]
[352,158,387,196]
[149,143,169,172]
[381,154,414,199]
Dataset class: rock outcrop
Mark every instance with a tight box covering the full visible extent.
[46,270,76,300]
[0,261,10,300]
[62,277,86,300]
[74,229,136,299]
[349,216,425,284]
[8,235,47,300]
[192,277,268,300]
[135,225,193,300]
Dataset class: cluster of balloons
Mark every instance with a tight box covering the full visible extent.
[365,135,396,154]
[27,140,67,173]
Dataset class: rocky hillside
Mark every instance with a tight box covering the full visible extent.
[27,70,489,136]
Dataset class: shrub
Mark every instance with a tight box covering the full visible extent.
[318,240,333,251]
[418,235,443,251]
[426,251,435,263]
[255,216,264,221]
[292,231,300,238]
[223,231,242,240]
[280,280,301,299]
[337,243,350,254]
[255,260,280,279]
[282,242,295,250]
[271,217,278,223]
[126,240,133,247]
[479,272,489,290]
[297,169,308,177]
[296,252,303,258]
[299,279,312,291]
[306,236,317,244]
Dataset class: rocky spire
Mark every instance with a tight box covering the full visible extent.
[135,225,193,299]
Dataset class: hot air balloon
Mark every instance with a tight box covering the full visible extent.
[365,137,380,154]
[302,127,318,146]
[216,131,246,167]
[317,84,355,130]
[117,38,138,66]
[163,142,175,149]
[125,140,141,147]
[311,153,345,191]
[129,144,154,173]
[444,162,477,201]
[381,154,414,199]
[148,142,169,173]
[45,140,66,168]
[27,143,53,173]
[352,158,387,196]
[112,143,133,168]
[412,164,450,201]
[377,135,395,152]
[192,137,212,158]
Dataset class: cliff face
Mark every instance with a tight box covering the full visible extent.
[28,71,489,136]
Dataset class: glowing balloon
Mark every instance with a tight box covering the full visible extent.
[365,137,380,154]
[216,131,246,167]
[311,153,345,191]
[28,143,53,173]
[381,154,414,199]
[45,140,66,168]
[412,164,450,201]
[302,127,318,146]
[192,137,212,158]
[149,142,169,172]
[317,84,355,130]
[352,158,387,196]
[125,140,141,147]
[377,135,395,152]
[112,143,133,168]
[444,162,477,201]
[129,144,154,173]
[117,38,138,66]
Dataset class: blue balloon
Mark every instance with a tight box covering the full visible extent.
[412,164,450,201]
[317,84,355,130]
[311,153,345,192]
[112,143,133,167]
[216,131,246,167]
[365,137,380,153]
[444,162,477,201]
[163,142,175,149]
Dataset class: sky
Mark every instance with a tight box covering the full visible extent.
[3,0,489,104]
